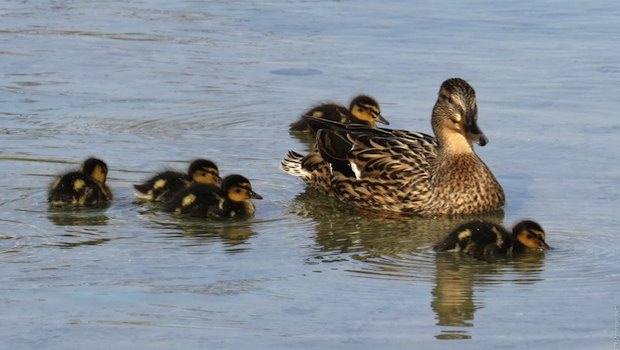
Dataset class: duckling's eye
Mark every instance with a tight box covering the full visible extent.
[527,233,535,239]
[235,188,242,193]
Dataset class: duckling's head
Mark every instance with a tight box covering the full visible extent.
[431,78,488,152]
[188,159,220,185]
[349,95,389,127]
[82,158,108,184]
[221,174,263,202]
[513,220,550,250]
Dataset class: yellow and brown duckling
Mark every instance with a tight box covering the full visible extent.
[163,174,262,218]
[133,159,220,202]
[434,220,550,262]
[48,157,112,207]
[289,94,389,132]
[281,78,505,216]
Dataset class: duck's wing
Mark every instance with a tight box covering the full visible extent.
[310,116,439,182]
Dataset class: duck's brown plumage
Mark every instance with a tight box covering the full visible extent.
[281,78,505,216]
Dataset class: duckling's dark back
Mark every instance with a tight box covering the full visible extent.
[289,103,350,132]
[163,183,224,218]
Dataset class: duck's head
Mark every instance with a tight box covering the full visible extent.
[513,220,550,250]
[349,95,389,127]
[221,174,263,202]
[188,159,220,185]
[82,158,108,184]
[431,78,488,152]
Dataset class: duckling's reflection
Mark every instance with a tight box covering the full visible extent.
[291,188,546,339]
[47,207,109,226]
[150,215,256,253]
[46,208,110,248]
[432,246,546,340]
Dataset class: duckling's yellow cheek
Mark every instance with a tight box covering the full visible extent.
[91,166,107,184]
[182,194,196,207]
[73,179,86,191]
[154,179,166,190]
[228,188,249,202]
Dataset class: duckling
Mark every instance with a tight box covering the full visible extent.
[48,157,112,207]
[289,94,389,132]
[163,174,262,218]
[133,159,220,202]
[281,78,505,216]
[434,220,550,262]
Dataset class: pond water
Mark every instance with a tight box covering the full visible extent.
[1,1,619,349]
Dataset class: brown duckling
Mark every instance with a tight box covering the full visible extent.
[133,159,220,202]
[48,157,112,207]
[163,174,262,218]
[434,220,550,262]
[289,94,389,132]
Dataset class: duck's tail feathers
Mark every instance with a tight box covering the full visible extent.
[280,150,309,177]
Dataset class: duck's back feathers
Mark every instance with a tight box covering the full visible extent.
[290,103,350,131]
[282,78,505,216]
[133,171,191,202]
[48,171,112,207]
[435,219,549,262]
[163,183,225,218]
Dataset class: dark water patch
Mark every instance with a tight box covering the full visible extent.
[270,68,322,76]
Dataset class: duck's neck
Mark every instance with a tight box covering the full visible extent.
[436,132,475,156]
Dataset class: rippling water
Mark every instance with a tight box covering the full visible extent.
[1,1,619,349]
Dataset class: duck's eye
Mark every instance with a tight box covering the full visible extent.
[527,233,535,239]
[235,188,243,193]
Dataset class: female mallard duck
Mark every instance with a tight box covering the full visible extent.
[48,157,112,206]
[289,94,389,132]
[133,159,220,202]
[434,220,550,262]
[280,78,505,216]
[163,174,262,218]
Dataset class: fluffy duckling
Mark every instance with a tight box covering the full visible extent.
[133,159,220,202]
[163,174,262,218]
[434,220,550,262]
[281,78,505,216]
[289,94,389,132]
[48,158,112,207]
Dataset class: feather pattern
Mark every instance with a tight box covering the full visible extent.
[281,78,505,216]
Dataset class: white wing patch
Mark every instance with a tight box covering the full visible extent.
[350,162,361,179]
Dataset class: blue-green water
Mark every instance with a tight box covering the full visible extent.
[1,1,619,349]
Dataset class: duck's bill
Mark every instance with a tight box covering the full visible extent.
[250,190,263,200]
[376,114,390,125]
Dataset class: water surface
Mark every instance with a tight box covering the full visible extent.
[1,1,619,349]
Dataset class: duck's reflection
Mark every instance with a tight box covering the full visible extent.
[290,188,547,339]
[432,245,546,339]
[292,188,503,257]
